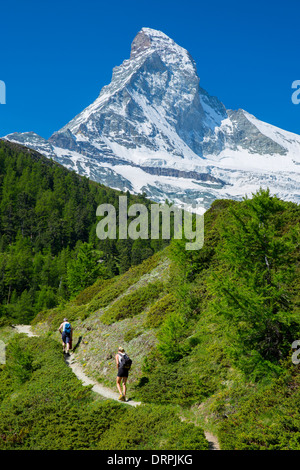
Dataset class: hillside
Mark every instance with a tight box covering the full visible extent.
[0,140,169,324]
[0,182,299,449]
[32,248,170,386]
[6,189,297,450]
[0,330,209,450]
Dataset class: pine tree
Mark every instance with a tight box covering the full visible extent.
[67,242,107,296]
[208,189,300,375]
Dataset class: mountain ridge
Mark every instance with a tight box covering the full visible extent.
[3,27,300,211]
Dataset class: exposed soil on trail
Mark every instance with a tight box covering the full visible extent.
[64,352,142,407]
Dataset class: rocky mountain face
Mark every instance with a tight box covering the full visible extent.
[3,27,300,212]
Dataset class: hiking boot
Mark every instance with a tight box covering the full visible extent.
[118,394,125,401]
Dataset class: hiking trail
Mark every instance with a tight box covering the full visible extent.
[13,324,141,407]
[13,324,220,449]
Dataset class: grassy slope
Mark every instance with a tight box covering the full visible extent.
[0,333,209,450]
[31,248,171,388]
[0,244,210,450]
[28,193,300,450]
[0,139,170,323]
[1,192,298,449]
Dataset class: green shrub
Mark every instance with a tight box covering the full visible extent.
[101,281,165,325]
[134,361,206,407]
[74,277,114,306]
[123,327,143,343]
[157,311,186,362]
[144,293,177,329]
[217,367,300,450]
[32,303,86,330]
[5,337,38,384]
[97,404,209,450]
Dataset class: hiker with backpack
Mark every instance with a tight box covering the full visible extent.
[58,318,72,355]
[115,347,132,402]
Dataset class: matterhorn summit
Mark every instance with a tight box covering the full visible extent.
[4,28,300,210]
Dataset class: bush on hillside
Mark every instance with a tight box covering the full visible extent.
[144,293,178,329]
[101,280,165,325]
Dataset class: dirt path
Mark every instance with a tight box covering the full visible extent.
[13,324,220,448]
[204,431,220,450]
[64,353,142,407]
[14,324,39,337]
[13,325,141,407]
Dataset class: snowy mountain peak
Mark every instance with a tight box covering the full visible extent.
[3,28,300,211]
[130,28,153,58]
[130,27,197,76]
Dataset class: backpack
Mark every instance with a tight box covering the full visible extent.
[64,322,71,335]
[119,353,132,370]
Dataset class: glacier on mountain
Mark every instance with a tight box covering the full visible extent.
[3,27,300,211]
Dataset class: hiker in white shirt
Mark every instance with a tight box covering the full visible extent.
[58,318,72,355]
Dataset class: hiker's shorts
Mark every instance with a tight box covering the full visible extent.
[117,367,129,378]
[62,332,70,344]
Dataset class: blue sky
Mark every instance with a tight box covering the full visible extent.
[0,0,299,138]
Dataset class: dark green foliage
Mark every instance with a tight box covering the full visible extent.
[97,404,209,450]
[133,190,300,448]
[156,311,187,362]
[205,189,300,377]
[135,362,205,406]
[134,337,230,406]
[165,189,300,378]
[217,363,300,450]
[5,337,37,383]
[67,242,108,296]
